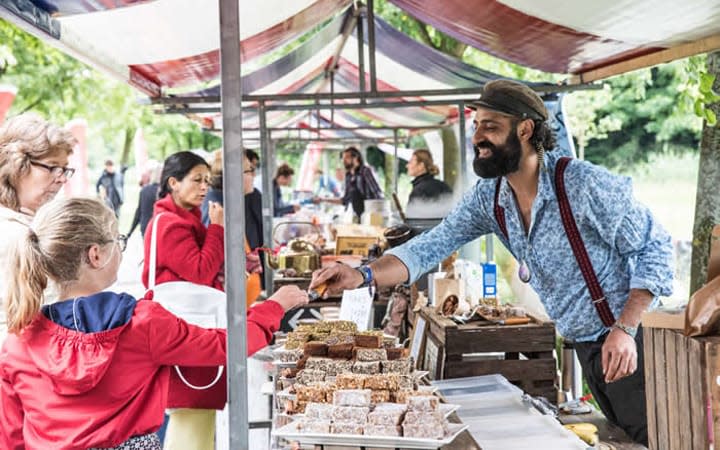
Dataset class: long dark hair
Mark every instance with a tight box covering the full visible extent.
[343,146,363,166]
[158,151,210,198]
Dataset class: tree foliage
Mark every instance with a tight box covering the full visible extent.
[373,0,703,171]
[566,62,703,170]
[0,19,219,168]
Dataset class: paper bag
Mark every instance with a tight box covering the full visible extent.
[685,275,720,336]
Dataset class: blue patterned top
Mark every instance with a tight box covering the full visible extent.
[387,151,674,341]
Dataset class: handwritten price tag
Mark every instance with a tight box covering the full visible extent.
[339,287,374,331]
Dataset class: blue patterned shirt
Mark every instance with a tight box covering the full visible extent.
[387,151,674,341]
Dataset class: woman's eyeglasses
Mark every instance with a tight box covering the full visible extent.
[30,160,76,179]
[114,234,128,252]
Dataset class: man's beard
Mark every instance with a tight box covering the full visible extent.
[343,162,354,171]
[472,127,523,179]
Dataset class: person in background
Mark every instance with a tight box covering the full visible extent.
[0,113,76,347]
[319,147,383,219]
[0,197,308,450]
[311,80,674,446]
[200,150,223,227]
[128,160,162,238]
[200,150,263,301]
[406,149,452,203]
[96,159,127,218]
[144,151,288,449]
[314,168,342,197]
[244,149,264,252]
[273,163,300,217]
[246,148,264,192]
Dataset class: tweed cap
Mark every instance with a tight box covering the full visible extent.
[469,80,548,121]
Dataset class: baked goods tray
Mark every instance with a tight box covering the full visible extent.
[277,384,441,402]
[272,421,467,449]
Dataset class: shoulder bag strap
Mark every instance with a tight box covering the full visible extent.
[149,211,225,390]
[148,212,165,290]
[555,157,616,327]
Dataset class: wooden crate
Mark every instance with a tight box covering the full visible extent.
[418,307,558,402]
[643,327,720,450]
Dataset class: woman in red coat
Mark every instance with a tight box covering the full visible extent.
[142,151,279,449]
[0,197,308,450]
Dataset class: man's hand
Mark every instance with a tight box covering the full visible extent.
[309,264,362,297]
[602,328,637,383]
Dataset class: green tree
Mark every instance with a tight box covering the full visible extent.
[0,19,220,167]
[576,62,703,170]
[690,50,720,293]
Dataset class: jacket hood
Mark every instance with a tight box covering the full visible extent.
[27,292,137,396]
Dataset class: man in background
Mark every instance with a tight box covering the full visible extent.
[96,159,127,217]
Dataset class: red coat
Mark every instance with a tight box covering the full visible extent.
[0,294,284,450]
[142,194,225,291]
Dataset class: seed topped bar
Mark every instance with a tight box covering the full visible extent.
[354,348,387,362]
[333,389,372,407]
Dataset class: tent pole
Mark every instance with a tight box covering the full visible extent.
[218,0,248,447]
[331,71,335,124]
[356,6,366,101]
[260,101,275,292]
[367,0,378,93]
[393,129,399,194]
[151,84,600,105]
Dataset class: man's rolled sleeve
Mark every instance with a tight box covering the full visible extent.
[581,166,674,299]
[386,185,492,284]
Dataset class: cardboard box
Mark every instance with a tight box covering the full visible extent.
[642,307,685,330]
[335,236,378,256]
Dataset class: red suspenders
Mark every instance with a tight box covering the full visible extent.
[493,157,616,327]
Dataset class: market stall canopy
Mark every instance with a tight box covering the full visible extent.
[5,0,719,96]
[388,0,720,82]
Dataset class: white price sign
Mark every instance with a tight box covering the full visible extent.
[339,287,374,331]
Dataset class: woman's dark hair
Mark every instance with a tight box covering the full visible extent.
[275,163,294,178]
[158,151,210,198]
[343,146,363,166]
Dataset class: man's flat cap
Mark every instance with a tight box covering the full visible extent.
[469,79,548,121]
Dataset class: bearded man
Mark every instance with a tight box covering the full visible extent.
[310,80,674,445]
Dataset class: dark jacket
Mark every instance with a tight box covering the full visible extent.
[408,173,452,204]
[200,188,263,250]
[96,167,127,211]
[200,188,224,227]
[128,182,159,237]
[246,188,263,250]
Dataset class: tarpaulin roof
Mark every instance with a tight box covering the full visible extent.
[4,0,718,140]
[388,0,720,80]
[176,11,553,139]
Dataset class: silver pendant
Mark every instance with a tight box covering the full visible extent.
[518,259,531,283]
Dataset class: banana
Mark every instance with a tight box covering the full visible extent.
[564,423,599,445]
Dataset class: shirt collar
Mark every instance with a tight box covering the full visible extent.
[496,165,555,211]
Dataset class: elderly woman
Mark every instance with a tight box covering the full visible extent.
[0,113,76,345]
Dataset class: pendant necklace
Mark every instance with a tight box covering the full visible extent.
[518,259,531,283]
